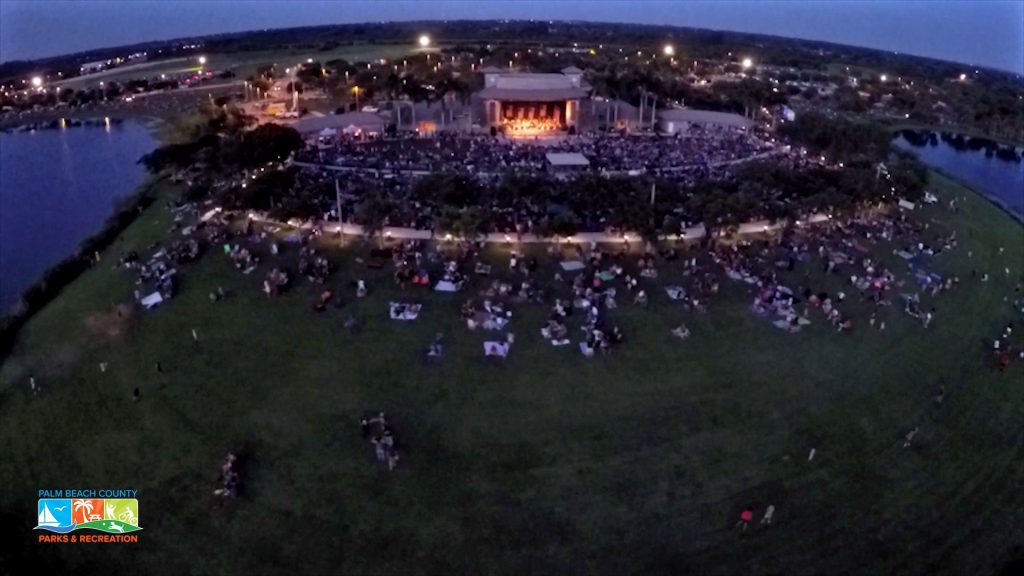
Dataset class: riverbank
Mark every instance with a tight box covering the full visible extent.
[886,121,1024,149]
[0,82,240,131]
[0,177,167,361]
[929,168,1023,226]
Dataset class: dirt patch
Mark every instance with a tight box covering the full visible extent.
[85,303,137,340]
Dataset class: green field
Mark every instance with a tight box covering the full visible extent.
[1,173,1022,575]
[56,43,425,90]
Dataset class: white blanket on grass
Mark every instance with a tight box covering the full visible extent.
[484,341,510,357]
[389,302,422,321]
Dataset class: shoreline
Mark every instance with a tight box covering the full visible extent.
[886,122,1024,149]
[0,117,168,361]
[927,167,1023,226]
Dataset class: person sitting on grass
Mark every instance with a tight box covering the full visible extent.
[672,323,691,340]
[425,333,444,360]
[634,290,648,307]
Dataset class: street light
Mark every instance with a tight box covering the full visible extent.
[880,74,888,82]
[198,56,207,65]
[741,57,753,70]
[30,76,42,88]
[959,73,967,81]
[418,35,430,48]
[663,44,674,57]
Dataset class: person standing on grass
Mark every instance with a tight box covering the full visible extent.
[903,427,919,448]
[29,375,38,397]
[735,508,753,531]
[761,505,775,526]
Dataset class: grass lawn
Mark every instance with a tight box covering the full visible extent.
[1,173,1022,575]
[57,44,423,90]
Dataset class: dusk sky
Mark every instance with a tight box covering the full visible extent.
[2,0,1022,74]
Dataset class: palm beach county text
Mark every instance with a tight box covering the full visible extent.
[38,489,138,498]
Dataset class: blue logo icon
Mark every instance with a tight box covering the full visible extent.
[37,499,74,533]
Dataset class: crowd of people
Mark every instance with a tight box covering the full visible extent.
[295,125,775,175]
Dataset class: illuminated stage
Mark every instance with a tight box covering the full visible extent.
[478,67,589,136]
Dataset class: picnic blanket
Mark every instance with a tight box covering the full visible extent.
[472,311,509,331]
[560,260,585,272]
[434,280,461,292]
[389,302,421,321]
[665,286,686,300]
[474,263,492,275]
[894,250,915,260]
[484,341,510,357]
[597,271,616,282]
[725,269,745,281]
[579,342,595,357]
[140,292,164,309]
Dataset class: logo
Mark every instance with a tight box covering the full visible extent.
[36,491,141,535]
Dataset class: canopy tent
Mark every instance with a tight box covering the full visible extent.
[546,152,591,168]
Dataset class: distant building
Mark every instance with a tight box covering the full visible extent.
[80,60,109,74]
[478,67,590,135]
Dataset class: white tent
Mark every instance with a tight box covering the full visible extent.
[318,127,338,137]
[546,152,590,168]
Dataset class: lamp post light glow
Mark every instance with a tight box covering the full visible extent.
[663,44,674,57]
[418,35,430,48]
[198,56,207,65]
[959,73,967,81]
[880,74,888,82]
[741,57,753,70]
[30,76,42,88]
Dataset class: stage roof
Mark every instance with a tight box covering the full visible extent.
[479,73,590,102]
[546,152,591,167]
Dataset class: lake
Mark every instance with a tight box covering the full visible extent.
[0,122,156,313]
[892,132,1024,218]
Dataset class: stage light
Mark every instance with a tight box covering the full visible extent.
[663,45,674,57]
[418,35,430,48]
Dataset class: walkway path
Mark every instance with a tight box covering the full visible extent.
[221,211,831,245]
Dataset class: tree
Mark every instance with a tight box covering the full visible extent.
[237,124,303,167]
[356,191,394,246]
